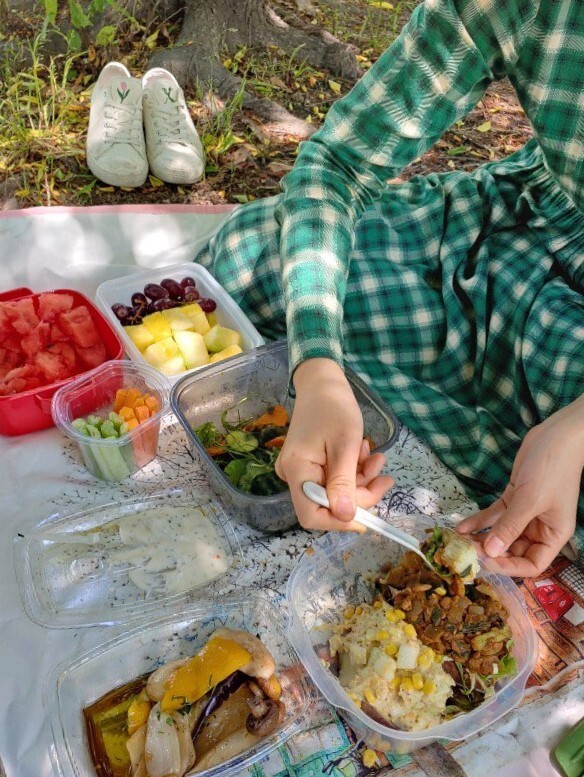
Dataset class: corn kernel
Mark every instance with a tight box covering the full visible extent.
[375,630,389,641]
[347,691,361,708]
[364,689,376,704]
[389,675,401,690]
[395,609,406,620]
[355,605,364,616]
[423,679,436,695]
[435,586,447,596]
[422,646,435,660]
[417,653,432,669]
[386,609,398,623]
[373,600,383,609]
[385,643,398,657]
[362,749,378,769]
[400,676,413,692]
[344,605,355,619]
[403,623,417,639]
[412,672,424,691]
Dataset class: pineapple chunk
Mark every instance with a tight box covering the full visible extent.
[209,344,243,363]
[142,312,172,341]
[181,302,203,319]
[206,311,218,327]
[124,324,155,352]
[204,325,243,353]
[161,308,196,331]
[174,331,210,369]
[190,312,211,336]
[143,336,180,368]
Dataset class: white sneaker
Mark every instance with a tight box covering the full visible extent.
[142,68,205,185]
[86,62,148,188]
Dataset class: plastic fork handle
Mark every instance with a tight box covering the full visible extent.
[302,481,421,552]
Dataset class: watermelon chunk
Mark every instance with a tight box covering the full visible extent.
[37,292,75,322]
[3,298,39,334]
[0,349,22,378]
[59,306,100,348]
[0,332,22,352]
[76,342,107,369]
[34,351,70,383]
[47,342,77,371]
[21,322,51,358]
[50,324,68,343]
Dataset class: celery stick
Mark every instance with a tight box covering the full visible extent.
[86,415,104,428]
[109,412,124,432]
[100,420,118,439]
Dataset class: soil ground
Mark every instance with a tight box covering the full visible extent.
[0,0,532,209]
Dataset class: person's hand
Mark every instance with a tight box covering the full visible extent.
[457,396,584,577]
[275,358,394,531]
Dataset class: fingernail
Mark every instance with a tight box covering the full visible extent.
[485,536,506,558]
[336,495,355,518]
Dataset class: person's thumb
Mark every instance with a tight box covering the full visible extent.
[326,438,360,522]
[483,487,534,558]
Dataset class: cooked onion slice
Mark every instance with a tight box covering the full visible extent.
[145,703,181,777]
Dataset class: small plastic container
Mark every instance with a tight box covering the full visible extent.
[285,516,538,754]
[51,360,169,481]
[0,287,124,436]
[171,341,399,532]
[14,488,244,628]
[96,263,265,381]
[46,594,311,777]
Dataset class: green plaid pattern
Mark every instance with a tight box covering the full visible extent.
[196,141,584,528]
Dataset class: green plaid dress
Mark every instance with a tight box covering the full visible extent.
[196,0,584,547]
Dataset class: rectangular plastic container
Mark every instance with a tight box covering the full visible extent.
[285,515,538,754]
[51,360,169,481]
[96,263,265,381]
[0,287,124,436]
[46,594,311,777]
[14,488,244,628]
[171,340,399,533]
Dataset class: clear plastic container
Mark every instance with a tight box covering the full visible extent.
[285,516,538,754]
[46,594,311,777]
[171,341,399,532]
[14,488,244,628]
[51,360,169,481]
[95,263,265,381]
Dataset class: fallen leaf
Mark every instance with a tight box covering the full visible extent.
[148,175,164,187]
[328,79,342,95]
[447,146,469,156]
[267,161,294,174]
[368,0,394,8]
[476,121,491,132]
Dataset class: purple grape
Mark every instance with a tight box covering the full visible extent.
[144,302,157,315]
[160,278,183,301]
[180,276,196,289]
[111,303,131,320]
[124,306,144,325]
[144,283,169,301]
[183,286,200,302]
[131,292,148,307]
[152,298,177,311]
[199,297,217,313]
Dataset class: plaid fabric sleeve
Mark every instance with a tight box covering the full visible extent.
[276,0,539,375]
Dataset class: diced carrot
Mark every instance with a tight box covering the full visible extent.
[125,387,142,407]
[264,435,286,449]
[135,405,150,424]
[246,404,288,430]
[125,418,139,431]
[133,399,146,411]
[113,388,128,413]
[206,445,225,457]
[119,406,136,421]
[145,395,159,414]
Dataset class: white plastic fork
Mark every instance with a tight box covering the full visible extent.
[303,481,435,570]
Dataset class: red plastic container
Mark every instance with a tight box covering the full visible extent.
[0,288,124,436]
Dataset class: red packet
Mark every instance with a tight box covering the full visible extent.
[533,579,574,621]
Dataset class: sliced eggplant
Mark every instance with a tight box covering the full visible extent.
[191,729,261,772]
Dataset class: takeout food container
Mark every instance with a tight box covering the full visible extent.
[285,516,538,754]
[0,287,124,436]
[51,360,169,481]
[171,340,399,533]
[14,488,244,628]
[46,594,311,777]
[96,262,265,382]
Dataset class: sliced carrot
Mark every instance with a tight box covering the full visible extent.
[113,388,128,413]
[206,445,225,457]
[246,404,288,430]
[125,387,142,407]
[145,395,159,414]
[135,405,150,424]
[119,406,136,421]
[133,399,147,411]
[125,418,139,431]
[264,435,286,449]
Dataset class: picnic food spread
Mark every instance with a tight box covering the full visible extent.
[111,275,244,374]
[83,629,286,777]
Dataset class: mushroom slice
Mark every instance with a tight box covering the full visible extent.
[170,712,196,775]
[191,729,261,772]
[145,702,181,777]
[146,659,188,702]
[246,699,286,738]
[126,724,147,775]
[211,628,275,679]
[256,675,282,701]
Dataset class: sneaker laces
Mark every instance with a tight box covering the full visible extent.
[149,103,190,145]
[103,101,143,146]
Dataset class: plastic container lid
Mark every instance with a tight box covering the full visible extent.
[286,515,538,754]
[46,594,311,777]
[95,263,265,382]
[14,488,244,628]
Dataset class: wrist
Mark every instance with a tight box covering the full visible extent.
[293,358,345,392]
